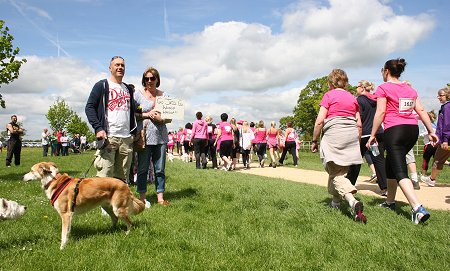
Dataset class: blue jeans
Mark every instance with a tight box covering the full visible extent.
[137,144,167,194]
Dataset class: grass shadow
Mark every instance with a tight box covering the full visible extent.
[155,187,199,203]
[367,197,410,219]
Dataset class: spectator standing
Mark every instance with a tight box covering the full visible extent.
[80,134,87,152]
[56,130,62,156]
[41,128,50,157]
[50,132,58,156]
[311,69,367,223]
[367,58,437,224]
[85,56,137,182]
[72,133,81,153]
[5,115,24,167]
[60,131,69,156]
[134,66,170,207]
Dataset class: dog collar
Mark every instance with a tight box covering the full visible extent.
[44,173,61,190]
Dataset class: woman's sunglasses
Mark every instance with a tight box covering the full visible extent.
[145,76,157,82]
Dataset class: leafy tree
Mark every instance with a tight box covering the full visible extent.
[0,20,27,108]
[66,114,94,140]
[290,76,329,140]
[46,98,75,132]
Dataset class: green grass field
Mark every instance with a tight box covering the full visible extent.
[0,148,449,270]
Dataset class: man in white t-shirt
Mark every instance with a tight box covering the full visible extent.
[41,128,50,157]
[85,56,137,180]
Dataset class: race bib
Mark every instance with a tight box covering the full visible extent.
[399,98,415,114]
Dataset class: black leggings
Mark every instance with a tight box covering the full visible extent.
[347,134,387,190]
[384,125,418,181]
[279,141,297,166]
[422,143,437,171]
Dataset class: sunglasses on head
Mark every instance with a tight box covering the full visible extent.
[145,76,157,82]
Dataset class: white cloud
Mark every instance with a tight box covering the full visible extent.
[143,0,434,99]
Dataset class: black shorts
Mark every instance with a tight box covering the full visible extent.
[384,125,418,181]
[219,140,233,157]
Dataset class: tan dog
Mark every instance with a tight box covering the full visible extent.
[23,162,145,249]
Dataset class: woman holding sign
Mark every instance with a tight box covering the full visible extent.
[366,58,437,224]
[134,67,171,207]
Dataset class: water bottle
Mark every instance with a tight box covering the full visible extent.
[370,142,380,156]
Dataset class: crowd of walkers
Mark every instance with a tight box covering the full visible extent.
[171,114,303,171]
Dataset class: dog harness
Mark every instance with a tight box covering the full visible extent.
[50,175,84,212]
[50,175,72,206]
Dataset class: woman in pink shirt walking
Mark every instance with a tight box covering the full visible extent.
[190,112,208,169]
[367,58,437,224]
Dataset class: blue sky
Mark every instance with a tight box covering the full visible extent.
[0,0,448,139]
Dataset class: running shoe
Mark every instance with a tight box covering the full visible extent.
[352,201,367,223]
[420,175,436,187]
[411,205,430,224]
[379,201,396,211]
[412,180,421,190]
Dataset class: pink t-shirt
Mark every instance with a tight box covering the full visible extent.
[285,128,297,142]
[167,134,174,146]
[320,89,359,119]
[183,128,192,141]
[375,81,418,130]
[254,128,267,143]
[217,121,233,141]
[191,119,208,139]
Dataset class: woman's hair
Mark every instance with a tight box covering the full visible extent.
[383,58,406,78]
[438,87,450,100]
[196,112,203,120]
[358,80,375,92]
[242,121,250,133]
[249,121,255,128]
[220,113,228,121]
[286,122,292,128]
[185,122,192,129]
[258,120,265,128]
[230,118,237,130]
[205,115,212,123]
[427,110,436,122]
[270,121,276,128]
[141,67,161,87]
[327,69,348,90]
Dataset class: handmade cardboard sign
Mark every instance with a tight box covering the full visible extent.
[154,96,185,120]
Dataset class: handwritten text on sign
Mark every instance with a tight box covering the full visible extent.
[154,96,185,120]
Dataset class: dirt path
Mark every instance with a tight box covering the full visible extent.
[238,162,450,211]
